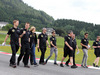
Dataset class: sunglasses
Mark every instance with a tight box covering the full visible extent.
[86,35,88,36]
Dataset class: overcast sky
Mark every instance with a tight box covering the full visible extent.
[22,0,100,24]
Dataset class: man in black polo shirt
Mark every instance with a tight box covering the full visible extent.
[65,34,79,67]
[37,28,50,64]
[2,20,21,68]
[17,22,30,68]
[81,33,90,68]
[60,30,77,68]
[93,36,100,67]
[44,30,58,65]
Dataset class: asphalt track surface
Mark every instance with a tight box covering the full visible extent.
[0,53,100,75]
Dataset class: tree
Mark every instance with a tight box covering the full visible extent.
[2,24,13,31]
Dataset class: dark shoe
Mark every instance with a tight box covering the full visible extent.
[54,63,58,66]
[60,63,64,67]
[34,63,38,65]
[84,66,88,68]
[81,65,85,68]
[39,62,44,65]
[12,65,16,68]
[74,65,78,68]
[65,63,69,66]
[9,63,13,67]
[71,65,77,68]
[24,65,30,68]
[93,63,95,67]
[30,62,34,65]
[9,64,16,68]
[43,62,47,65]
[95,65,99,68]
[34,63,39,67]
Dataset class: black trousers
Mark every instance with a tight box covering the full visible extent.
[39,47,46,63]
[30,49,33,64]
[10,43,19,64]
[66,50,76,65]
[18,43,30,65]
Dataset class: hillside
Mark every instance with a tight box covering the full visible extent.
[52,19,100,40]
[0,0,54,30]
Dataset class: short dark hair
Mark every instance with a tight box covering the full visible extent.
[68,30,73,34]
[13,20,19,24]
[52,30,55,34]
[25,22,30,25]
[84,33,88,35]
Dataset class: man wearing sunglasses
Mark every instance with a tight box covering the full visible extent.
[81,33,90,68]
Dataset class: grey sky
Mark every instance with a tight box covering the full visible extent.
[22,0,100,24]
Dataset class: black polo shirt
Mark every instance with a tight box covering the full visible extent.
[20,28,30,44]
[7,27,21,44]
[29,31,37,47]
[38,33,48,48]
[72,39,77,50]
[50,36,56,47]
[64,35,72,50]
[81,38,89,49]
[93,40,100,51]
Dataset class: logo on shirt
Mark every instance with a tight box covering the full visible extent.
[12,29,15,32]
[96,42,98,44]
[30,35,32,37]
[41,35,43,37]
[52,38,54,40]
[68,37,70,39]
[84,39,86,42]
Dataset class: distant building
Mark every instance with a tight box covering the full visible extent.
[35,32,41,35]
[35,28,55,35]
[0,22,8,29]
[46,28,54,35]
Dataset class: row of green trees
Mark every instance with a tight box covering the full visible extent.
[52,19,100,40]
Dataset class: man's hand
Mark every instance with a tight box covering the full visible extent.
[2,42,6,46]
[37,45,39,49]
[69,47,73,50]
[23,31,26,35]
[19,43,21,47]
[54,46,57,49]
[98,46,100,48]
[85,46,88,49]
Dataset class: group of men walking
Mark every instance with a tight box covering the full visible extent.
[2,20,100,68]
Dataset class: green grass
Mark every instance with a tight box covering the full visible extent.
[0,31,98,66]
[0,31,7,33]
[0,34,10,44]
